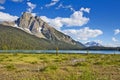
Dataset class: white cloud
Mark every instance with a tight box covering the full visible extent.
[112,37,118,42]
[0,0,5,4]
[27,2,36,12]
[0,5,5,10]
[45,0,59,7]
[63,27,103,40]
[40,16,62,30]
[0,12,18,22]
[40,8,90,30]
[94,40,103,44]
[31,13,36,17]
[56,4,75,12]
[80,7,90,13]
[11,0,23,2]
[114,29,120,35]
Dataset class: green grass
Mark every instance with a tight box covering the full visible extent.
[0,53,120,80]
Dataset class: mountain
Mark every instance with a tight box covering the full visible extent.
[0,24,84,50]
[0,12,85,50]
[85,41,102,47]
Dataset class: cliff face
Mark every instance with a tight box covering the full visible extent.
[17,13,45,38]
[0,12,85,48]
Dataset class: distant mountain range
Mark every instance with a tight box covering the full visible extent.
[0,12,85,50]
[85,41,102,47]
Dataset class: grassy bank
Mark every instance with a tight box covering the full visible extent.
[0,53,120,80]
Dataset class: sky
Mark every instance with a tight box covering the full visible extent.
[0,0,120,47]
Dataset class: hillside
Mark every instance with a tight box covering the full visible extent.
[0,24,83,50]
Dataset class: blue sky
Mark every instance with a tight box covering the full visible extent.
[0,0,120,47]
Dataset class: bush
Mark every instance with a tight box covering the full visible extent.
[73,62,89,67]
[5,64,16,71]
[94,61,105,65]
[40,65,58,72]
[30,61,38,64]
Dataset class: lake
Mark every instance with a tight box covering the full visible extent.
[0,50,120,54]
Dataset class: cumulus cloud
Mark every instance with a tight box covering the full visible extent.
[0,0,5,4]
[56,3,75,12]
[63,27,103,40]
[112,37,118,42]
[0,12,18,22]
[0,5,5,10]
[45,0,59,7]
[114,29,120,35]
[40,16,62,30]
[80,7,90,13]
[27,2,36,12]
[40,8,90,30]
[11,0,23,2]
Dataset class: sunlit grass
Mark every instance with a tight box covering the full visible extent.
[0,53,120,80]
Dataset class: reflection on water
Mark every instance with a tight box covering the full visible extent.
[0,50,120,54]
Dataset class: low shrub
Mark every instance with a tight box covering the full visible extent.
[73,62,89,67]
[5,64,16,71]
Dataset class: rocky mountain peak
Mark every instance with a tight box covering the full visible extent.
[20,12,33,20]
[16,12,46,38]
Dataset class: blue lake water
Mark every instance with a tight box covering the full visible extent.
[0,50,120,54]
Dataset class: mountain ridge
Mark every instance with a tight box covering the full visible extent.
[0,24,84,50]
[85,41,103,47]
[0,12,85,50]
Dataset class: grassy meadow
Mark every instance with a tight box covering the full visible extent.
[0,53,120,80]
